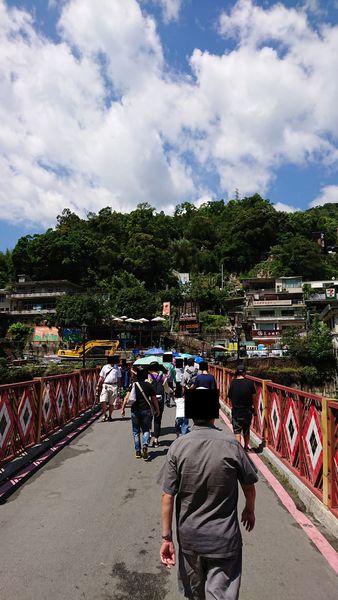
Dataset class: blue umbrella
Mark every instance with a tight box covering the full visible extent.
[144,347,164,355]
[194,356,204,364]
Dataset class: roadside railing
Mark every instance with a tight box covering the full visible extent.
[0,368,99,466]
[210,365,338,515]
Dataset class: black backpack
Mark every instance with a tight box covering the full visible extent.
[150,373,165,398]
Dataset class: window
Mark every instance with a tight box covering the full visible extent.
[281,310,294,316]
[259,310,275,317]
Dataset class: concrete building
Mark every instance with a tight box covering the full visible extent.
[0,275,83,321]
[242,276,306,347]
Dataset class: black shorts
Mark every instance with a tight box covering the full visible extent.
[232,411,252,436]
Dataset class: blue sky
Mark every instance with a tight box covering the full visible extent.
[1,0,338,251]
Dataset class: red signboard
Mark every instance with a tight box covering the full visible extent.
[162,302,171,316]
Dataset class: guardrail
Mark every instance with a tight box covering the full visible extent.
[209,365,338,516]
[0,368,99,465]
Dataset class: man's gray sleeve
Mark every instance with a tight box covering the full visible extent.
[160,447,179,496]
[236,443,259,485]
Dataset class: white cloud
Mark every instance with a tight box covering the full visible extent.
[310,185,338,206]
[144,0,185,23]
[273,202,298,213]
[0,0,338,229]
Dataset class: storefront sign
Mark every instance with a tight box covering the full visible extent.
[325,287,337,299]
[253,330,280,337]
[162,302,171,316]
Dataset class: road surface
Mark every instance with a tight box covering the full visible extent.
[0,407,337,599]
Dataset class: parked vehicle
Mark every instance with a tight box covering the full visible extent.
[57,340,119,360]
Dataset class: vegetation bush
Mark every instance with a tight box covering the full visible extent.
[0,362,99,385]
[247,365,331,388]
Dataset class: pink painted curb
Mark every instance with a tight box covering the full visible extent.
[219,409,338,575]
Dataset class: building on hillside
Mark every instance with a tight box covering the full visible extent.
[242,276,306,348]
[178,300,200,334]
[0,288,11,313]
[304,279,338,317]
[1,275,84,321]
[320,302,338,359]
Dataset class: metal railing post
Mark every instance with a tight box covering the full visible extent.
[321,397,330,508]
[262,380,271,445]
[35,377,44,444]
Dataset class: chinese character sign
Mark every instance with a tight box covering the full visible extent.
[162,302,171,316]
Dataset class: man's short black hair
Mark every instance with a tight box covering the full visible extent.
[175,358,184,368]
[187,357,195,366]
[199,361,208,371]
[163,353,173,363]
[107,355,119,365]
[236,364,246,375]
[149,361,160,371]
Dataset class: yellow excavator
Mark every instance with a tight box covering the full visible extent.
[57,340,119,360]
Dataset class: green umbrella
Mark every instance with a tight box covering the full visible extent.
[133,355,163,365]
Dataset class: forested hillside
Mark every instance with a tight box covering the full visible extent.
[0,195,337,319]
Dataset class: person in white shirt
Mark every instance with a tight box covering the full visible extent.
[174,395,190,436]
[96,356,122,422]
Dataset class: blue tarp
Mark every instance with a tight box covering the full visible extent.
[144,347,164,355]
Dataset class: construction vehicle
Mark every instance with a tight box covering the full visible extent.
[57,340,119,360]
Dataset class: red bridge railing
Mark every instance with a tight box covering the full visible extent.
[0,368,99,466]
[210,365,338,516]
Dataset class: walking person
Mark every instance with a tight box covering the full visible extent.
[121,368,160,460]
[192,361,217,390]
[96,355,122,422]
[147,362,170,447]
[174,389,189,437]
[159,388,258,599]
[227,365,256,452]
[163,352,176,407]
[182,357,198,393]
[174,358,184,398]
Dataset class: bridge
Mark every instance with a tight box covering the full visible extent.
[0,367,337,599]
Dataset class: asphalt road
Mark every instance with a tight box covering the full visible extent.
[0,406,337,600]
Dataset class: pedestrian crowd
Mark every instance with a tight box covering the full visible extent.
[95,350,258,600]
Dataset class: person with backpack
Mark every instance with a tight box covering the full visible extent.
[182,357,199,393]
[148,361,170,447]
[121,368,160,460]
[96,355,122,422]
[163,352,176,407]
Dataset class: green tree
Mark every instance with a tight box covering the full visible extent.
[55,292,108,329]
[282,317,335,372]
[270,236,328,279]
[7,322,34,357]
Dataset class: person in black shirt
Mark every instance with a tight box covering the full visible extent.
[192,362,217,390]
[121,368,159,460]
[227,365,256,451]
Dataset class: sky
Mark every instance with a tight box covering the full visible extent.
[1,0,338,251]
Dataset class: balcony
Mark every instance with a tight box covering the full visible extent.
[9,309,56,315]
[254,315,305,321]
[8,292,66,299]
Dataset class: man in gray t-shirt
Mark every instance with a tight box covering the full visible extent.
[160,393,258,600]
